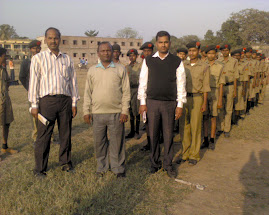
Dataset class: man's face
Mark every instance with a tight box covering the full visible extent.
[129,53,137,63]
[156,36,170,54]
[0,53,6,66]
[256,56,261,61]
[113,50,121,60]
[252,53,257,59]
[221,48,230,57]
[177,52,186,60]
[232,53,241,61]
[30,46,41,56]
[207,50,216,61]
[188,48,199,60]
[246,52,252,58]
[143,48,153,58]
[98,43,112,63]
[45,29,61,51]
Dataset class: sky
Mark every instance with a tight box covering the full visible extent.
[0,0,269,42]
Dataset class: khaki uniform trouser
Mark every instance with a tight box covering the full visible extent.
[235,83,246,111]
[248,78,256,99]
[259,82,267,103]
[182,95,203,161]
[217,85,234,133]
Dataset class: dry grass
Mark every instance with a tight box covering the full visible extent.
[0,67,192,215]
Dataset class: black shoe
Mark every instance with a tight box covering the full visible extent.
[200,141,209,149]
[140,144,150,151]
[149,166,160,174]
[165,167,177,178]
[224,132,230,138]
[216,131,223,137]
[33,170,47,178]
[125,132,135,139]
[117,172,126,178]
[61,164,74,173]
[188,159,197,166]
[208,142,215,150]
[176,158,186,164]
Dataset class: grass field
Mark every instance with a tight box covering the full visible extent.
[0,67,192,215]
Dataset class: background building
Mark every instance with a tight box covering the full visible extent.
[37,35,143,66]
[0,39,32,59]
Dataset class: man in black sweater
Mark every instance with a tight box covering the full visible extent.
[138,31,187,178]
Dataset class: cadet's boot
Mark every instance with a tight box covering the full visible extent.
[141,136,151,151]
[126,120,135,138]
[200,137,209,149]
[246,101,251,114]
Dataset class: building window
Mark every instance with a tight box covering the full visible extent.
[63,40,67,45]
[91,41,94,44]
[14,45,20,49]
[121,42,125,46]
[97,41,101,45]
[137,42,141,46]
[130,42,133,46]
[22,45,28,49]
[82,53,86,57]
[4,45,11,49]
[91,53,95,56]
[122,54,124,57]
[82,40,86,45]
[73,53,77,57]
[114,42,117,44]
[73,40,77,45]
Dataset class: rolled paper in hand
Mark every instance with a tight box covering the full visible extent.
[143,111,147,123]
[29,108,49,126]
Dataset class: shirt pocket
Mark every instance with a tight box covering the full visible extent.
[60,64,70,80]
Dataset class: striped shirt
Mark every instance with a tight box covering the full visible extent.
[28,49,80,108]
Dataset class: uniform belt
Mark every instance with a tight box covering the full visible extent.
[225,82,234,86]
[187,93,202,97]
[47,94,68,98]
[249,76,254,80]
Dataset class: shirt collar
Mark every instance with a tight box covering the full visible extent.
[47,49,63,58]
[96,61,115,69]
[152,51,169,60]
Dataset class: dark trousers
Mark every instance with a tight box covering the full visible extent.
[34,95,72,173]
[92,113,125,174]
[147,99,176,170]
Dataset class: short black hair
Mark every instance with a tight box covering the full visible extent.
[97,41,112,52]
[45,27,61,38]
[0,48,7,57]
[156,31,170,41]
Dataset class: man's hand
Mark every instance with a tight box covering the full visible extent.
[233,90,237,98]
[175,107,183,120]
[31,108,38,119]
[217,101,223,109]
[201,103,207,113]
[84,114,92,125]
[139,105,147,115]
[72,107,77,118]
[120,114,128,124]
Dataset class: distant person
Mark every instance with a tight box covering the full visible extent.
[0,48,18,154]
[85,59,88,66]
[176,48,188,61]
[83,42,130,178]
[28,27,80,177]
[112,44,125,66]
[9,58,15,81]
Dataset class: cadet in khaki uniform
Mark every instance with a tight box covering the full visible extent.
[252,50,260,106]
[201,45,225,150]
[180,41,210,165]
[217,44,239,138]
[256,53,263,104]
[259,54,268,104]
[112,44,126,66]
[232,49,249,124]
[139,42,155,151]
[0,48,17,154]
[245,47,257,113]
[125,49,142,139]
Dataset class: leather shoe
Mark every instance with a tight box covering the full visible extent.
[188,159,197,166]
[176,158,186,164]
[149,166,160,174]
[165,167,177,178]
[61,164,74,172]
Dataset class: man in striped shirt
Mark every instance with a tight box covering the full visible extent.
[28,27,80,177]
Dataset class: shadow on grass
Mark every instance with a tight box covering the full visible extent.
[72,141,151,215]
[240,150,269,215]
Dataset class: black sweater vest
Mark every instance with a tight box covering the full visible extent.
[146,53,181,101]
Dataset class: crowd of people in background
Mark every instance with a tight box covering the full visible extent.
[0,27,268,180]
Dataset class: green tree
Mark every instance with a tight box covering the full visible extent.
[115,27,140,39]
[84,30,99,37]
[229,9,269,45]
[0,24,19,40]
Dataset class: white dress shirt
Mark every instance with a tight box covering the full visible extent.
[137,51,187,108]
[28,49,80,108]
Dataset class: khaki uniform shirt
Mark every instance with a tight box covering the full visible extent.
[184,59,211,93]
[0,66,9,96]
[238,59,249,82]
[126,62,142,88]
[206,60,226,88]
[245,58,256,77]
[218,56,239,83]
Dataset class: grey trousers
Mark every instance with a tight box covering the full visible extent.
[92,113,125,174]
